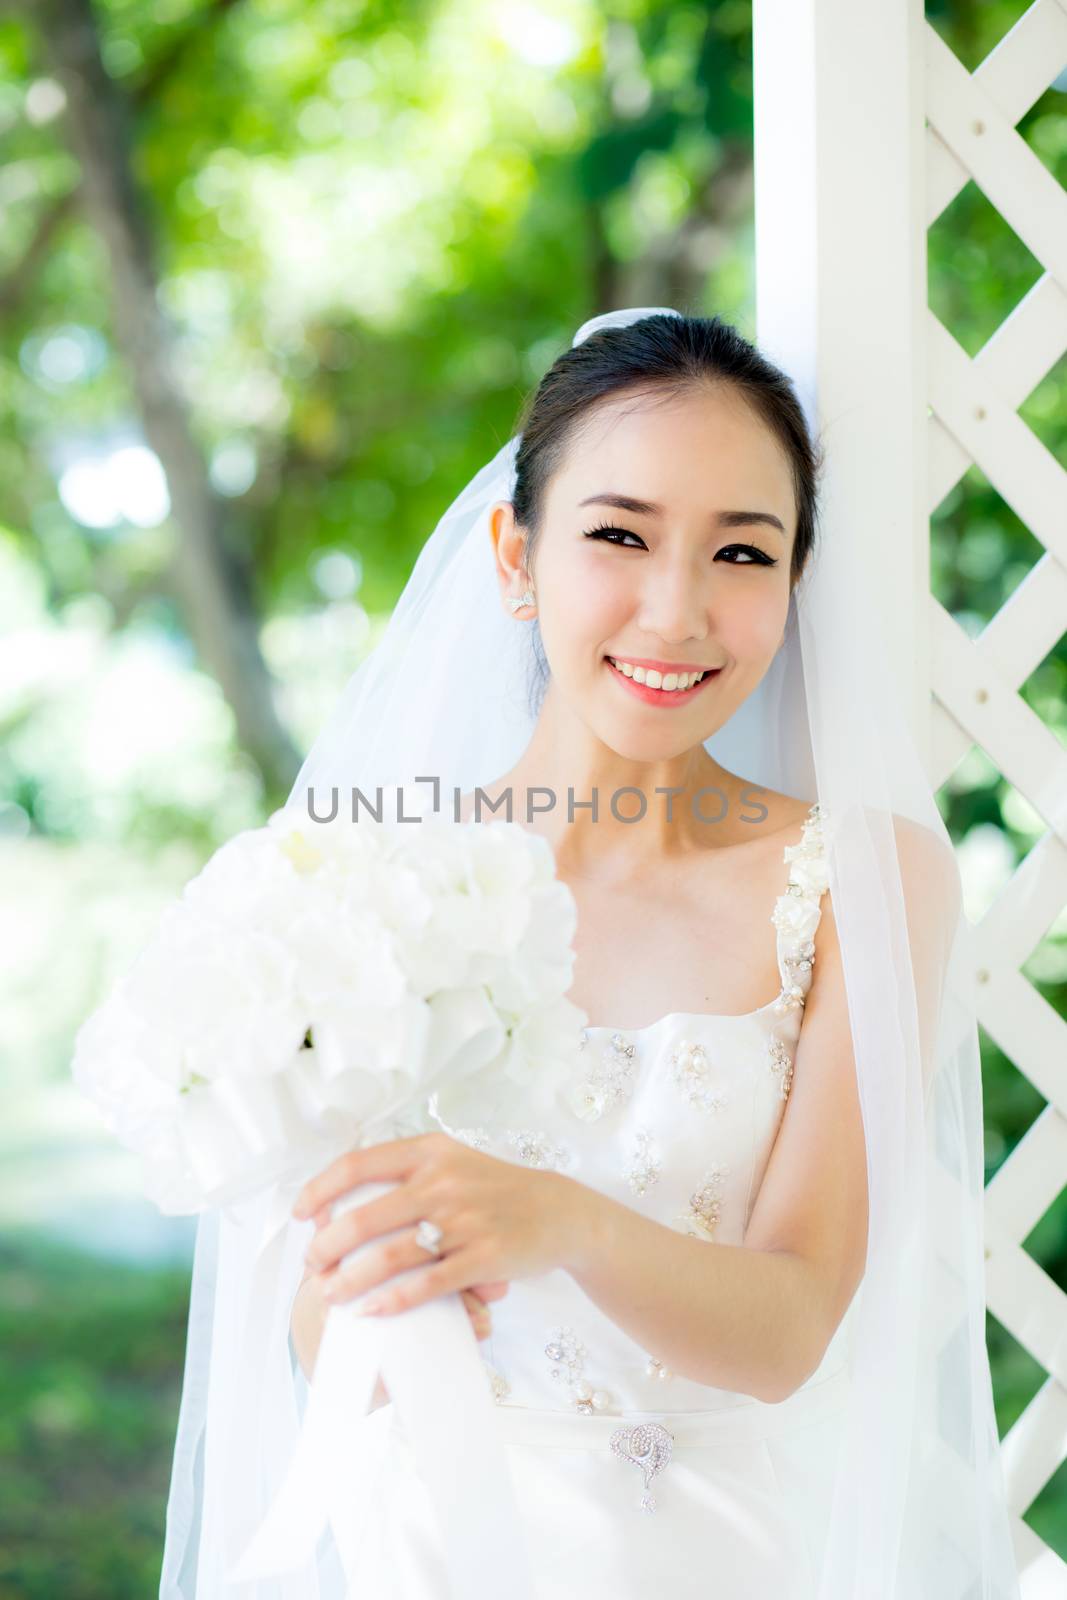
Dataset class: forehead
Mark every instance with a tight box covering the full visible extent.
[548,385,795,524]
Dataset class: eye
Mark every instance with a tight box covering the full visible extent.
[717,544,776,566]
[582,522,646,549]
[583,526,776,565]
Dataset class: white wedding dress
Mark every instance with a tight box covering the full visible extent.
[320,801,856,1598]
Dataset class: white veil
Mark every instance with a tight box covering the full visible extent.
[157,307,1020,1598]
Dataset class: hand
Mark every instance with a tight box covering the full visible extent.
[291,1228,507,1398]
[300,1202,510,1336]
[295,1130,577,1316]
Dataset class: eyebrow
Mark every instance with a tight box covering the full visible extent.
[577,492,786,537]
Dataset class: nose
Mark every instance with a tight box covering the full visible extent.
[635,556,711,647]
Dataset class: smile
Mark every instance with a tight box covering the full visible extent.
[604,655,723,705]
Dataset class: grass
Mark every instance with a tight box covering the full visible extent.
[0,1232,190,1600]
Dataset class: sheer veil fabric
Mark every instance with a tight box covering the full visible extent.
[158,308,1020,1598]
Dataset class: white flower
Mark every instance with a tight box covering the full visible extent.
[563,1082,606,1123]
[771,893,823,941]
[784,848,830,897]
[154,917,301,1072]
[72,808,586,1214]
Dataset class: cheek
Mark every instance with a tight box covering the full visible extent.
[537,547,629,657]
[716,587,789,657]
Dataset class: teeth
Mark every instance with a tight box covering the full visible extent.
[608,658,707,692]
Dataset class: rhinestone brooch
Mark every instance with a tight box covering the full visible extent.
[610,1421,675,1513]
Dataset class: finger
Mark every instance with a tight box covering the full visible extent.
[317,1211,485,1307]
[460,1288,490,1323]
[305,1185,423,1275]
[467,1281,509,1304]
[329,1249,479,1317]
[318,1225,424,1306]
[293,1132,442,1220]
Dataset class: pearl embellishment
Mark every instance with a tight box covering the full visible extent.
[545,1325,615,1414]
[626,1128,661,1196]
[668,1037,730,1113]
[567,1031,639,1122]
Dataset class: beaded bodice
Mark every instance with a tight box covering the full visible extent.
[439,801,849,1416]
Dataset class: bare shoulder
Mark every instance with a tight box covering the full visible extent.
[742,795,950,862]
[890,811,959,895]
[833,804,956,875]
[811,803,956,941]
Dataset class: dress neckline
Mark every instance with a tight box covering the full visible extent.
[577,799,825,1037]
[580,995,783,1038]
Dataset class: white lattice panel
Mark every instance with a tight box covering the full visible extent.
[924,3,1067,1586]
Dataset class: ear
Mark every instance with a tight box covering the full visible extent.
[489,501,533,600]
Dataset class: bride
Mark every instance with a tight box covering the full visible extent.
[160,308,1019,1599]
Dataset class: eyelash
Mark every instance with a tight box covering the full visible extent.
[582,522,776,566]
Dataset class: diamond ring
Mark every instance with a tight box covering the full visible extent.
[414,1218,444,1256]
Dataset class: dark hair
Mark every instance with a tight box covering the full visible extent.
[509,311,825,713]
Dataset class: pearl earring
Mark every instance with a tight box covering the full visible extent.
[507,588,536,612]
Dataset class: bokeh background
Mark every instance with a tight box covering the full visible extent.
[1,0,1065,1592]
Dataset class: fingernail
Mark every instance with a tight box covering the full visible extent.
[355,1296,383,1315]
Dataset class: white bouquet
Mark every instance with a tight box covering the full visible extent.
[73,795,587,1597]
[73,798,588,1215]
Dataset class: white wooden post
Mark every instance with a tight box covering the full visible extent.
[752,0,931,762]
[752,0,1067,1590]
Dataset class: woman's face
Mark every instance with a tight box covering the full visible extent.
[493,384,798,762]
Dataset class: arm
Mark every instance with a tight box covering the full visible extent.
[559,1193,831,1404]
[561,815,952,1404]
[559,873,868,1406]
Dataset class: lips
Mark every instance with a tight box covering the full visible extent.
[604,656,721,706]
[607,657,718,679]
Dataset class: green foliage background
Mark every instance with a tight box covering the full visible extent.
[0,0,1064,1590]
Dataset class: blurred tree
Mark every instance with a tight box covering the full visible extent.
[26,0,301,793]
[0,0,759,806]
